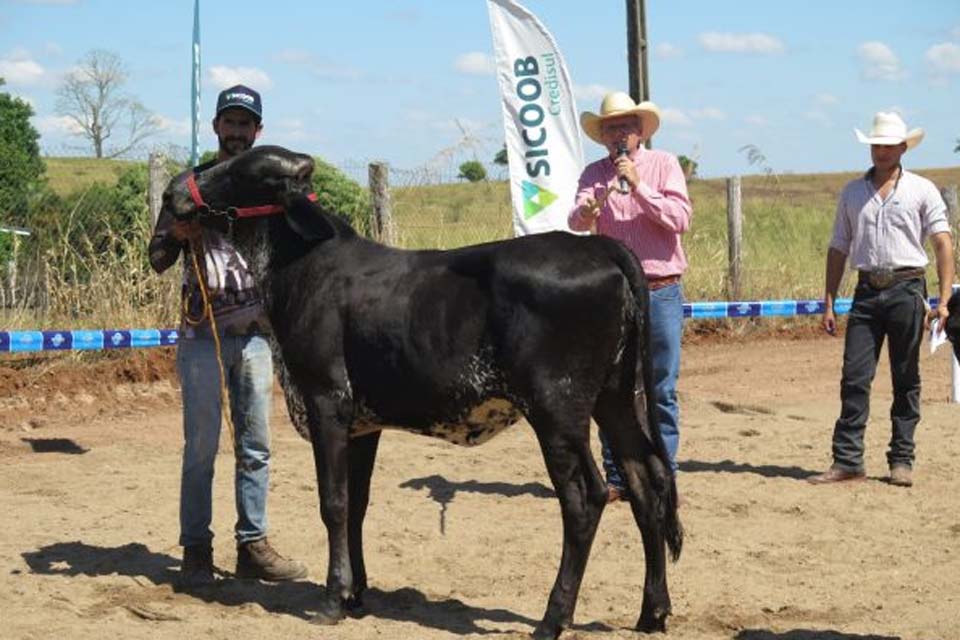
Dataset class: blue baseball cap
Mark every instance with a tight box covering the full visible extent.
[216,84,262,122]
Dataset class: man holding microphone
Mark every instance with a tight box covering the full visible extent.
[568,91,693,503]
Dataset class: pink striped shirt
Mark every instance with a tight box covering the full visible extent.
[568,147,692,278]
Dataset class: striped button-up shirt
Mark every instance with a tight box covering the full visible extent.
[568,147,692,278]
[830,168,950,271]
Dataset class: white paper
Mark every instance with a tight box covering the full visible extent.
[930,318,948,354]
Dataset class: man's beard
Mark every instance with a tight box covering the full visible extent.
[219,137,254,157]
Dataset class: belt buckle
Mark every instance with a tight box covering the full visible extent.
[868,268,894,289]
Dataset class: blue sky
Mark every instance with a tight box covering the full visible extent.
[1,0,958,178]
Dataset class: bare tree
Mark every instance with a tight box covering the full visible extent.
[55,49,160,158]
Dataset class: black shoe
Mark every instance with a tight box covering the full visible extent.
[177,544,215,589]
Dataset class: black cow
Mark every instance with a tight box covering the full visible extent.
[945,295,960,361]
[161,145,682,639]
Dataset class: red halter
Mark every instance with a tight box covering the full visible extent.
[185,172,318,219]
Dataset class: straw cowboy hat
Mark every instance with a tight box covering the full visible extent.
[854,111,924,149]
[580,92,661,145]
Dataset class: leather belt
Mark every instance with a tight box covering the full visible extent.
[648,274,682,290]
[857,267,925,289]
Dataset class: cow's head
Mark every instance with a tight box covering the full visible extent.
[945,295,960,362]
[162,145,315,225]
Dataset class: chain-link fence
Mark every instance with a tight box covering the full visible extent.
[0,159,182,330]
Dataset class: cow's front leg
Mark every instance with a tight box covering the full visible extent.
[344,430,382,616]
[305,392,353,625]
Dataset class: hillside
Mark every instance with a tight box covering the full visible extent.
[43,156,136,197]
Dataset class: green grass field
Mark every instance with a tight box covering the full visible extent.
[44,156,135,196]
[391,166,960,302]
[35,155,960,324]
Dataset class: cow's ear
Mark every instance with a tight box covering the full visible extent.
[283,193,336,242]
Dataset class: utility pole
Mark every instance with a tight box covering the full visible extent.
[626,0,651,147]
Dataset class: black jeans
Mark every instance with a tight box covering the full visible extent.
[831,277,925,472]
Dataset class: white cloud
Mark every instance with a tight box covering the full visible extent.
[950,25,960,41]
[814,93,838,106]
[454,52,495,76]
[32,114,83,135]
[43,42,62,56]
[699,32,784,54]
[208,65,272,90]
[655,43,683,59]
[274,49,362,81]
[660,108,692,126]
[574,83,613,103]
[690,107,725,120]
[804,111,832,126]
[277,117,305,131]
[925,42,960,75]
[0,49,45,85]
[857,41,904,81]
[744,115,769,127]
[154,115,191,137]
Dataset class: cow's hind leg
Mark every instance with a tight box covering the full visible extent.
[344,431,381,616]
[594,390,674,632]
[529,410,607,640]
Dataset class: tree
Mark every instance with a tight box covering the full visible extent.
[55,49,160,158]
[677,155,698,180]
[955,138,960,153]
[493,145,508,166]
[458,160,487,183]
[0,77,46,228]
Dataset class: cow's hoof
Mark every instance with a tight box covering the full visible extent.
[344,595,367,618]
[310,601,345,626]
[531,622,560,640]
[636,610,668,633]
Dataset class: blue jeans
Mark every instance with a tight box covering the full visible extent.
[602,283,684,484]
[177,334,274,547]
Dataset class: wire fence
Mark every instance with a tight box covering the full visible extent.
[1,152,958,333]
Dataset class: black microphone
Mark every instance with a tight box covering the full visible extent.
[616,140,629,193]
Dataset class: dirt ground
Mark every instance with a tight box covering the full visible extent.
[2,331,959,640]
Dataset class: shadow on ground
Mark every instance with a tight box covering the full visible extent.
[20,540,570,635]
[680,459,818,480]
[737,629,900,640]
[21,437,88,454]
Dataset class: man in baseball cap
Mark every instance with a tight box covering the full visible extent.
[212,84,263,158]
[150,80,309,588]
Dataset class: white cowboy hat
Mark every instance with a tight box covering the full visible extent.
[854,111,924,149]
[580,92,661,145]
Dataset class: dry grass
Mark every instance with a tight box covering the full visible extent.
[7,158,959,334]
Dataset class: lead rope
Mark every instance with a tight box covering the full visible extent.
[185,236,237,448]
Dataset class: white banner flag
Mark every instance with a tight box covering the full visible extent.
[487,0,584,237]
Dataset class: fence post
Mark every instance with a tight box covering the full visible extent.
[148,152,169,227]
[368,161,394,245]
[5,235,17,307]
[943,185,958,259]
[940,185,960,404]
[726,175,743,300]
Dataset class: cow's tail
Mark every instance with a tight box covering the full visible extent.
[606,241,683,562]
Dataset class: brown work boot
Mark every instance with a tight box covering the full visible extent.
[177,544,215,589]
[236,538,308,581]
[889,465,913,487]
[606,484,627,503]
[807,465,866,485]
